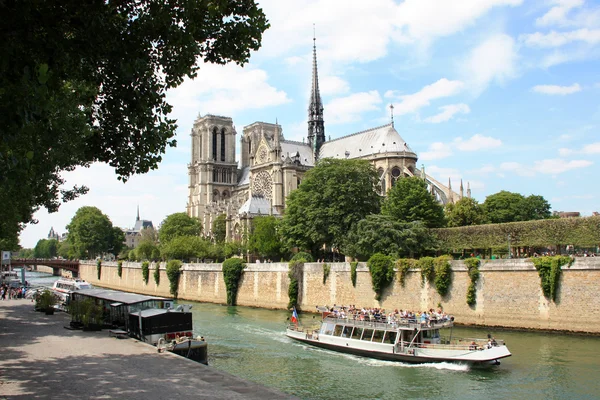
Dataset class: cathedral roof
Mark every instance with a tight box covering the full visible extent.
[238,195,280,216]
[280,140,314,166]
[238,166,250,186]
[318,123,416,160]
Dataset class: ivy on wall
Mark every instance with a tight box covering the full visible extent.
[141,261,149,284]
[433,256,452,297]
[417,257,435,285]
[96,259,101,280]
[395,258,416,286]
[464,258,480,306]
[288,260,304,309]
[153,262,160,285]
[350,261,358,287]
[531,255,573,301]
[222,258,246,306]
[117,260,123,278]
[322,263,330,285]
[434,215,600,251]
[367,253,394,301]
[166,260,182,298]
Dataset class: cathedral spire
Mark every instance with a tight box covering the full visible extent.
[308,26,325,161]
[136,205,140,222]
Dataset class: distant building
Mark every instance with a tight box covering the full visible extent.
[122,207,154,249]
[47,227,66,242]
[553,211,581,218]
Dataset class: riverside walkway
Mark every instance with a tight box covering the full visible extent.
[0,299,296,399]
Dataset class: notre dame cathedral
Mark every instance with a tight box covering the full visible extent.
[187,38,469,240]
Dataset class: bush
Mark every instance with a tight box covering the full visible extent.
[288,260,304,309]
[36,289,58,311]
[531,255,573,301]
[141,261,150,284]
[117,260,123,278]
[222,258,247,305]
[291,252,313,262]
[433,255,453,297]
[96,259,101,280]
[464,258,480,306]
[166,260,182,298]
[153,262,160,285]
[350,261,358,287]
[417,257,435,285]
[322,263,330,285]
[367,253,394,301]
[396,258,416,286]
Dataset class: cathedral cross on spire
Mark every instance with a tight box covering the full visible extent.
[308,25,325,161]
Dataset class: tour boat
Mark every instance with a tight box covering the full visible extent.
[129,304,208,365]
[52,277,92,294]
[286,312,511,366]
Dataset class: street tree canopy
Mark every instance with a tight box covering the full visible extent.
[279,158,381,252]
[445,197,487,227]
[66,206,120,259]
[0,0,269,245]
[159,213,202,243]
[381,177,446,228]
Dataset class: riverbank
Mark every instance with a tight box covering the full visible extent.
[0,299,296,399]
[80,258,600,334]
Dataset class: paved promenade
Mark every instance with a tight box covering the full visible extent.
[0,299,296,399]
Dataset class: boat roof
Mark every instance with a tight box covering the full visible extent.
[74,288,168,305]
[323,315,453,331]
[130,308,170,318]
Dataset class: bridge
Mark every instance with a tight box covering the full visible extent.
[9,259,80,278]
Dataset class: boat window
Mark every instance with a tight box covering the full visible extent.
[423,329,440,339]
[351,327,363,340]
[320,323,335,335]
[372,330,384,343]
[361,329,374,341]
[384,331,397,344]
[342,326,352,338]
[333,325,344,336]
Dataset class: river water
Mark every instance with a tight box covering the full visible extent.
[26,271,600,399]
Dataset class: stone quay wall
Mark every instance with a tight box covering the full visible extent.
[79,258,600,333]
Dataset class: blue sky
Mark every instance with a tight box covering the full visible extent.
[20,0,600,248]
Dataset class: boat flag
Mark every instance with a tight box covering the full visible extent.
[291,307,298,324]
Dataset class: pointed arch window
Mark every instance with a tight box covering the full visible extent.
[391,167,401,187]
[221,128,226,161]
[213,168,218,182]
[212,127,218,160]
[378,168,386,194]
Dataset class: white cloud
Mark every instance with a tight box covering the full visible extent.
[533,159,593,174]
[532,83,581,95]
[389,79,464,115]
[420,142,453,161]
[462,34,518,93]
[325,91,382,124]
[520,29,600,47]
[582,142,600,154]
[559,148,574,156]
[536,0,584,27]
[320,76,350,96]
[453,134,503,151]
[423,103,470,123]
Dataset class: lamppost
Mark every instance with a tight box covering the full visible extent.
[507,234,512,259]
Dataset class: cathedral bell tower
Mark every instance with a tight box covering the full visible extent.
[307,33,325,161]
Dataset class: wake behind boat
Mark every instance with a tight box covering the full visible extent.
[286,308,511,366]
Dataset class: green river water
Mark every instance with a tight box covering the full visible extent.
[28,272,600,400]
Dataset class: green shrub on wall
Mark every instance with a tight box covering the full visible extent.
[288,260,304,309]
[350,261,358,287]
[153,263,160,285]
[464,258,480,306]
[417,257,434,285]
[291,252,313,262]
[96,259,101,280]
[322,263,330,285]
[396,258,416,286]
[433,256,452,297]
[117,260,123,278]
[141,261,149,284]
[367,253,394,301]
[531,255,573,301]
[222,258,246,306]
[166,260,182,298]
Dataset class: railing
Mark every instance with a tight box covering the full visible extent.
[323,316,453,330]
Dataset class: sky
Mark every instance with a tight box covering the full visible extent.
[20,0,600,248]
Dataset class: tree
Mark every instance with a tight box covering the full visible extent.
[136,239,158,261]
[33,239,58,258]
[159,213,202,244]
[65,206,114,259]
[160,236,209,262]
[139,226,159,243]
[248,216,285,260]
[107,227,125,257]
[0,0,269,245]
[279,158,381,252]
[212,214,227,243]
[57,241,75,259]
[381,177,445,228]
[445,197,487,227]
[342,215,436,260]
[520,195,552,221]
[483,191,525,223]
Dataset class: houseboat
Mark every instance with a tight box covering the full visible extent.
[286,312,511,366]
